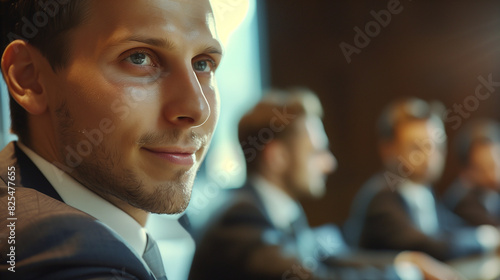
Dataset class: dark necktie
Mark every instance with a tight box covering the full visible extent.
[143,233,168,280]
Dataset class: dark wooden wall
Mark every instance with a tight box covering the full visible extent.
[259,0,500,227]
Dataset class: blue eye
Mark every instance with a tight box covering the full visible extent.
[126,52,154,66]
[193,59,215,73]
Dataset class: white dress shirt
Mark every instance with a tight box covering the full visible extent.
[398,179,499,250]
[17,142,147,257]
[398,181,439,235]
[251,175,300,230]
[252,176,423,279]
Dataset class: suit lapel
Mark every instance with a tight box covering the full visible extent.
[243,182,314,259]
[239,182,273,224]
[0,142,63,202]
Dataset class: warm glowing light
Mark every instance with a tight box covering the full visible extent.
[210,0,250,46]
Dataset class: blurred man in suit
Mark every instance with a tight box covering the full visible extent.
[346,98,500,261]
[189,89,461,280]
[443,119,500,226]
[0,0,223,279]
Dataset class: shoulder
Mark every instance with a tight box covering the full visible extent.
[190,186,296,280]
[357,173,403,205]
[194,185,277,243]
[442,179,471,209]
[0,186,152,280]
[363,179,408,214]
[356,173,394,199]
[217,187,271,228]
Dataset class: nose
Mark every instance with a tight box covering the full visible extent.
[322,151,338,174]
[161,64,211,128]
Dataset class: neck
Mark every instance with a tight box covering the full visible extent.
[93,190,150,227]
[26,118,63,168]
[257,172,296,200]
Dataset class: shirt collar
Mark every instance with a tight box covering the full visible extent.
[251,175,300,229]
[397,180,439,235]
[18,142,147,256]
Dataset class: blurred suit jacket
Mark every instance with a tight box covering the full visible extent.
[345,173,487,262]
[443,178,500,227]
[189,183,418,280]
[0,142,157,280]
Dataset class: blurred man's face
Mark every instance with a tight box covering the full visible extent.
[390,120,446,184]
[466,143,500,190]
[41,0,222,214]
[285,116,337,199]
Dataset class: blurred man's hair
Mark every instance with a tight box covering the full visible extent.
[454,119,500,166]
[377,97,445,142]
[238,87,323,173]
[1,0,90,142]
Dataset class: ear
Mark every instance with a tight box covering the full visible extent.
[263,140,290,174]
[1,40,48,115]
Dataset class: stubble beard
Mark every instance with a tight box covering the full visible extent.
[73,151,196,214]
[55,102,197,214]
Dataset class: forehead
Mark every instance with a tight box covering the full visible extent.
[396,120,435,141]
[83,0,219,49]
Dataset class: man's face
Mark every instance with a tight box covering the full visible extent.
[466,143,500,190]
[42,0,222,214]
[284,116,337,199]
[390,120,447,184]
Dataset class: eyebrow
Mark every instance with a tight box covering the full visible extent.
[128,36,175,49]
[202,45,223,56]
[117,35,223,56]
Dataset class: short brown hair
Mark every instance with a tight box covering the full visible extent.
[377,97,445,141]
[238,87,323,173]
[1,0,90,142]
[454,119,500,166]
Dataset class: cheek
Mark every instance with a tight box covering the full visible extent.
[112,85,161,121]
[297,157,315,183]
[485,166,498,180]
[58,67,119,124]
[309,157,324,182]
[104,86,162,142]
[63,78,159,144]
[51,94,111,142]
[62,60,159,120]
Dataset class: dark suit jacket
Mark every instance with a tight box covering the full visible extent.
[348,173,487,261]
[0,142,157,280]
[189,183,410,280]
[443,179,500,227]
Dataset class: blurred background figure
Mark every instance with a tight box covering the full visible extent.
[344,97,500,261]
[443,119,500,227]
[189,90,462,280]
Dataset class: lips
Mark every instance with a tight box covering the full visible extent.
[142,147,197,165]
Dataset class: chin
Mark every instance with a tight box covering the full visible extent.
[140,192,191,215]
[306,186,326,199]
[126,177,194,215]
[310,191,326,199]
